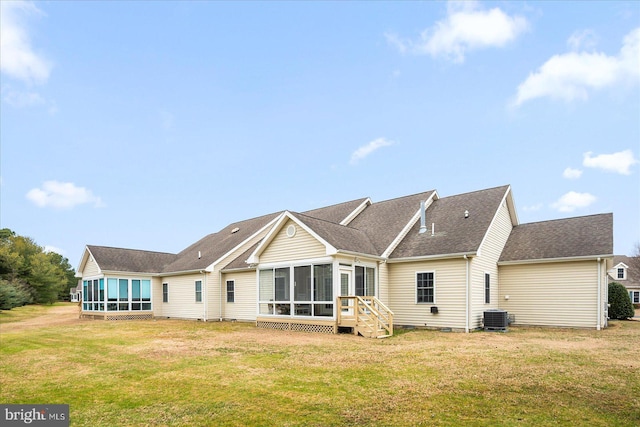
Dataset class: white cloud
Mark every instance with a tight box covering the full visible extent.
[0,1,52,85]
[583,149,638,175]
[26,181,105,209]
[2,86,45,107]
[350,138,396,165]
[44,245,66,256]
[567,29,598,51]
[563,167,583,179]
[513,28,640,106]
[386,1,528,63]
[551,191,597,212]
[522,203,543,212]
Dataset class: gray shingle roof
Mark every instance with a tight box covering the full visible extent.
[348,190,436,255]
[391,186,510,259]
[292,212,379,256]
[611,255,640,286]
[302,198,369,224]
[499,213,613,262]
[161,212,282,273]
[87,245,176,273]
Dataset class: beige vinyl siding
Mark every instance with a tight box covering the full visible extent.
[499,261,600,328]
[260,219,326,264]
[388,258,467,329]
[470,201,514,329]
[378,261,389,306]
[158,273,207,320]
[208,226,274,320]
[82,255,101,278]
[206,273,221,320]
[152,277,163,316]
[221,271,257,321]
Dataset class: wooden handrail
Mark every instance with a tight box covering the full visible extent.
[337,296,394,338]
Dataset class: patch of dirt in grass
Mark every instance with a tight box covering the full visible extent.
[0,304,83,333]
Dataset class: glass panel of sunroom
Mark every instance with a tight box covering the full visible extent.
[313,264,333,302]
[294,266,311,302]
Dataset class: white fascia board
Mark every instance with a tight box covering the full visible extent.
[76,246,100,278]
[476,186,515,257]
[334,250,385,262]
[289,212,338,255]
[340,198,372,226]
[207,215,281,272]
[246,212,338,264]
[100,270,160,277]
[612,262,629,269]
[381,191,438,259]
[387,251,477,263]
[246,212,288,264]
[498,254,614,266]
[505,186,519,226]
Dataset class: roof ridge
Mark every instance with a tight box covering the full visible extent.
[515,212,613,227]
[435,184,510,200]
[87,245,176,256]
[301,197,369,212]
[371,189,436,205]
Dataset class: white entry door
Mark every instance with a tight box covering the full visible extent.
[339,268,353,313]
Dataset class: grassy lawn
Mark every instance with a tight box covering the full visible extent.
[1,304,639,426]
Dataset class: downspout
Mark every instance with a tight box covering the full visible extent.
[219,269,223,322]
[204,271,208,321]
[464,254,470,333]
[597,257,601,330]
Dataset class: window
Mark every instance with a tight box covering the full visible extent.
[416,272,435,304]
[226,280,235,303]
[119,279,129,311]
[82,279,105,311]
[195,280,202,302]
[162,283,168,303]
[617,267,626,280]
[141,280,151,310]
[82,277,152,312]
[485,273,490,304]
[355,266,375,296]
[259,263,333,317]
[630,291,639,304]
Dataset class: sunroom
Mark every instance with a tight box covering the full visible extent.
[255,258,379,334]
[81,277,153,320]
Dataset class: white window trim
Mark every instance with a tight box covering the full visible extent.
[195,280,203,303]
[416,271,436,304]
[484,272,491,304]
[617,267,627,280]
[226,280,235,303]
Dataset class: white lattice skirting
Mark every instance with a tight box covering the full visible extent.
[256,320,336,334]
[80,313,153,321]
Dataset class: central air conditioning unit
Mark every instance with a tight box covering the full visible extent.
[484,309,508,332]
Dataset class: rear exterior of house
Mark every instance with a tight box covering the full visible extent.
[76,185,614,333]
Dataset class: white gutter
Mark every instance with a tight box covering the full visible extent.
[498,254,614,266]
[387,252,477,263]
[464,254,470,333]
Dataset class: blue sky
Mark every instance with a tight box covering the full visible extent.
[1,0,639,268]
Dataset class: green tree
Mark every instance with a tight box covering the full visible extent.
[608,282,635,320]
[0,228,76,309]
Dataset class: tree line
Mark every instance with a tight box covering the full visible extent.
[0,228,77,310]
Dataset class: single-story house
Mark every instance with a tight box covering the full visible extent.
[608,255,640,304]
[76,185,614,335]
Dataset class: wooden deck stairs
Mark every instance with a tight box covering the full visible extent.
[337,296,394,339]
